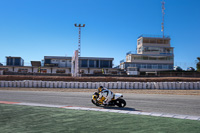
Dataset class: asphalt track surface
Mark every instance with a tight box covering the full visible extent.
[0,90,200,116]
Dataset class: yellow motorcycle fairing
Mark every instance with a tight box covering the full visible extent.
[92,93,105,104]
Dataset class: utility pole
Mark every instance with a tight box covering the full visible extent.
[74,24,85,57]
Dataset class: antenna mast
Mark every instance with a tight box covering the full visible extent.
[161,0,165,39]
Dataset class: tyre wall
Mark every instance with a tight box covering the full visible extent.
[0,80,200,90]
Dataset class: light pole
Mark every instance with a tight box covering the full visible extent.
[74,24,85,57]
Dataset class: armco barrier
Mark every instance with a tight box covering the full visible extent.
[0,80,200,90]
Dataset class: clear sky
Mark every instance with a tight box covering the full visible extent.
[0,0,200,69]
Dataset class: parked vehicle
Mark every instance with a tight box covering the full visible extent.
[187,67,195,71]
[174,66,183,71]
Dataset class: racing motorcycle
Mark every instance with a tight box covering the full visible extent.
[91,92,126,108]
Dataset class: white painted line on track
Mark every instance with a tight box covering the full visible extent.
[128,111,142,115]
[1,101,200,121]
[109,110,121,113]
[16,103,64,108]
[151,113,163,117]
[173,115,188,119]
[98,109,111,112]
[185,116,200,121]
[140,112,152,116]
[118,111,131,114]
[88,108,101,111]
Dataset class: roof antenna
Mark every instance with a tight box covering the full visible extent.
[161,0,165,39]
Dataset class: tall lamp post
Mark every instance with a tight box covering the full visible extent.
[74,24,85,57]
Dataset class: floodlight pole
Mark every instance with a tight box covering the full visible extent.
[74,24,85,57]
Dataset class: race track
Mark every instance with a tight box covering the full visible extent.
[0,90,200,116]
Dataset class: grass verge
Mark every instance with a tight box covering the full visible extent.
[0,104,200,133]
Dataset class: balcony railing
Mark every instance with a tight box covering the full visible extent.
[126,51,136,55]
[120,59,125,63]
[138,34,170,39]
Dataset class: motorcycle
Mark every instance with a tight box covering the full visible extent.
[91,92,126,108]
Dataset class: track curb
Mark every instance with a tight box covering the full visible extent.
[1,101,200,121]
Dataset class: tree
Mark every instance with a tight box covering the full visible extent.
[197,57,200,72]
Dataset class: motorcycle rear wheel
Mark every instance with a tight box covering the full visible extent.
[115,99,126,108]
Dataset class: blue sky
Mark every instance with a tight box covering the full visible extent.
[0,0,200,69]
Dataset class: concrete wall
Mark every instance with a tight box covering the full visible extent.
[0,81,200,90]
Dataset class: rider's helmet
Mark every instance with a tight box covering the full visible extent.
[98,86,104,93]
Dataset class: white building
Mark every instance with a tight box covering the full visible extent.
[0,56,117,75]
[120,35,174,72]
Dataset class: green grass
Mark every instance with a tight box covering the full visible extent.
[0,104,200,133]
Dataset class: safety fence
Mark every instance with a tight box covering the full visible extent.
[0,80,200,90]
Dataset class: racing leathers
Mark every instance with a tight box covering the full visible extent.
[97,88,114,105]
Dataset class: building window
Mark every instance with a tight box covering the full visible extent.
[18,69,28,73]
[0,68,8,71]
[56,69,66,73]
[89,60,95,67]
[152,65,158,69]
[45,59,51,64]
[149,57,157,60]
[81,60,88,67]
[147,64,152,69]
[138,47,142,53]
[143,56,148,60]
[158,65,162,69]
[128,56,131,61]
[96,60,99,68]
[136,64,140,68]
[134,56,142,60]
[169,65,173,69]
[40,69,47,73]
[162,65,168,69]
[141,64,146,68]
[100,61,110,68]
[15,58,20,66]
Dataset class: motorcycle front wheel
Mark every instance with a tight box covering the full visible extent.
[91,99,101,106]
[115,99,126,108]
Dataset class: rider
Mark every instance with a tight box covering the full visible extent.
[97,86,114,105]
